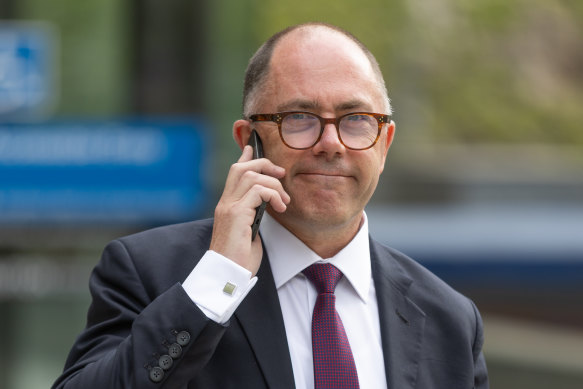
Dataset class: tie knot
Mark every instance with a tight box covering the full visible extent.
[302,263,343,294]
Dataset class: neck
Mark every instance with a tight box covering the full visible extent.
[268,210,364,259]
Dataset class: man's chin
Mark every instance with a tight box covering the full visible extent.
[277,204,356,230]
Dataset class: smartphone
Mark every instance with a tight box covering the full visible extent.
[247,130,267,240]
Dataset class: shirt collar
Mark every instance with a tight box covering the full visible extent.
[259,212,372,302]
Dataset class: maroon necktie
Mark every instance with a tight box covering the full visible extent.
[303,263,360,389]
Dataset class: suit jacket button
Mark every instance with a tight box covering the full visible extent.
[176,331,191,346]
[149,366,164,383]
[168,343,182,359]
[159,354,173,370]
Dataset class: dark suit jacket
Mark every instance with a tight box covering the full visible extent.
[52,218,488,388]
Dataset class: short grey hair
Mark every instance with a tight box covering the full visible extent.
[242,22,392,118]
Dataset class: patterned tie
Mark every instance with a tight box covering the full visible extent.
[303,263,360,389]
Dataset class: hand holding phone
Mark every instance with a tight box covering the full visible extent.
[209,127,288,275]
[247,130,267,240]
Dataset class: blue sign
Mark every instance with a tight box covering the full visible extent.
[0,118,210,224]
[0,21,58,121]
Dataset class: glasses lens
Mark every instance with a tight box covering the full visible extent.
[339,114,379,149]
[281,113,321,148]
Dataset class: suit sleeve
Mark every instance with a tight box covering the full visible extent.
[471,300,489,389]
[52,239,227,389]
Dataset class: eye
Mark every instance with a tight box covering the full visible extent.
[288,113,315,120]
[346,114,369,121]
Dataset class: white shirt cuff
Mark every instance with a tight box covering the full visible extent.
[182,250,258,324]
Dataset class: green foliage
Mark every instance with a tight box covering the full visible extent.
[239,0,583,145]
[16,0,129,116]
[14,0,583,145]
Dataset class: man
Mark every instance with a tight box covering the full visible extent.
[53,23,488,388]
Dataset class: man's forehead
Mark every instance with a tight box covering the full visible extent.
[249,25,388,115]
[269,28,375,82]
[274,26,365,58]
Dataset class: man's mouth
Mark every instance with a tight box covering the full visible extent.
[295,171,354,183]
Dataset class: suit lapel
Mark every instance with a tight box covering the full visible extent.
[234,250,295,389]
[370,239,426,389]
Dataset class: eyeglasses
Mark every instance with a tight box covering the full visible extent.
[248,111,390,150]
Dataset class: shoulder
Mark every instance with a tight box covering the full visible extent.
[370,238,487,385]
[370,237,480,326]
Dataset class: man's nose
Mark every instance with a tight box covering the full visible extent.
[312,123,345,156]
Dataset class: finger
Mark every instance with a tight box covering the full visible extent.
[224,159,286,202]
[237,145,254,163]
[256,158,286,178]
[232,151,285,180]
[243,185,288,213]
[242,157,286,178]
[232,170,290,204]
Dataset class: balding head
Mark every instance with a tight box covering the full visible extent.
[242,23,391,117]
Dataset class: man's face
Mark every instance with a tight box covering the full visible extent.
[250,29,395,237]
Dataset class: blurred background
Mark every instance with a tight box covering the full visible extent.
[1,0,582,388]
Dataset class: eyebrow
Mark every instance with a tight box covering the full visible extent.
[335,99,372,112]
[276,99,372,113]
[276,99,320,112]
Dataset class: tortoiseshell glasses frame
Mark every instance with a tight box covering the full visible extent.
[248,111,390,150]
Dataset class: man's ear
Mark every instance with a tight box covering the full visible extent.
[379,121,396,174]
[233,119,253,150]
[384,121,396,154]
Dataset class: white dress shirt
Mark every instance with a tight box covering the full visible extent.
[182,212,387,388]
